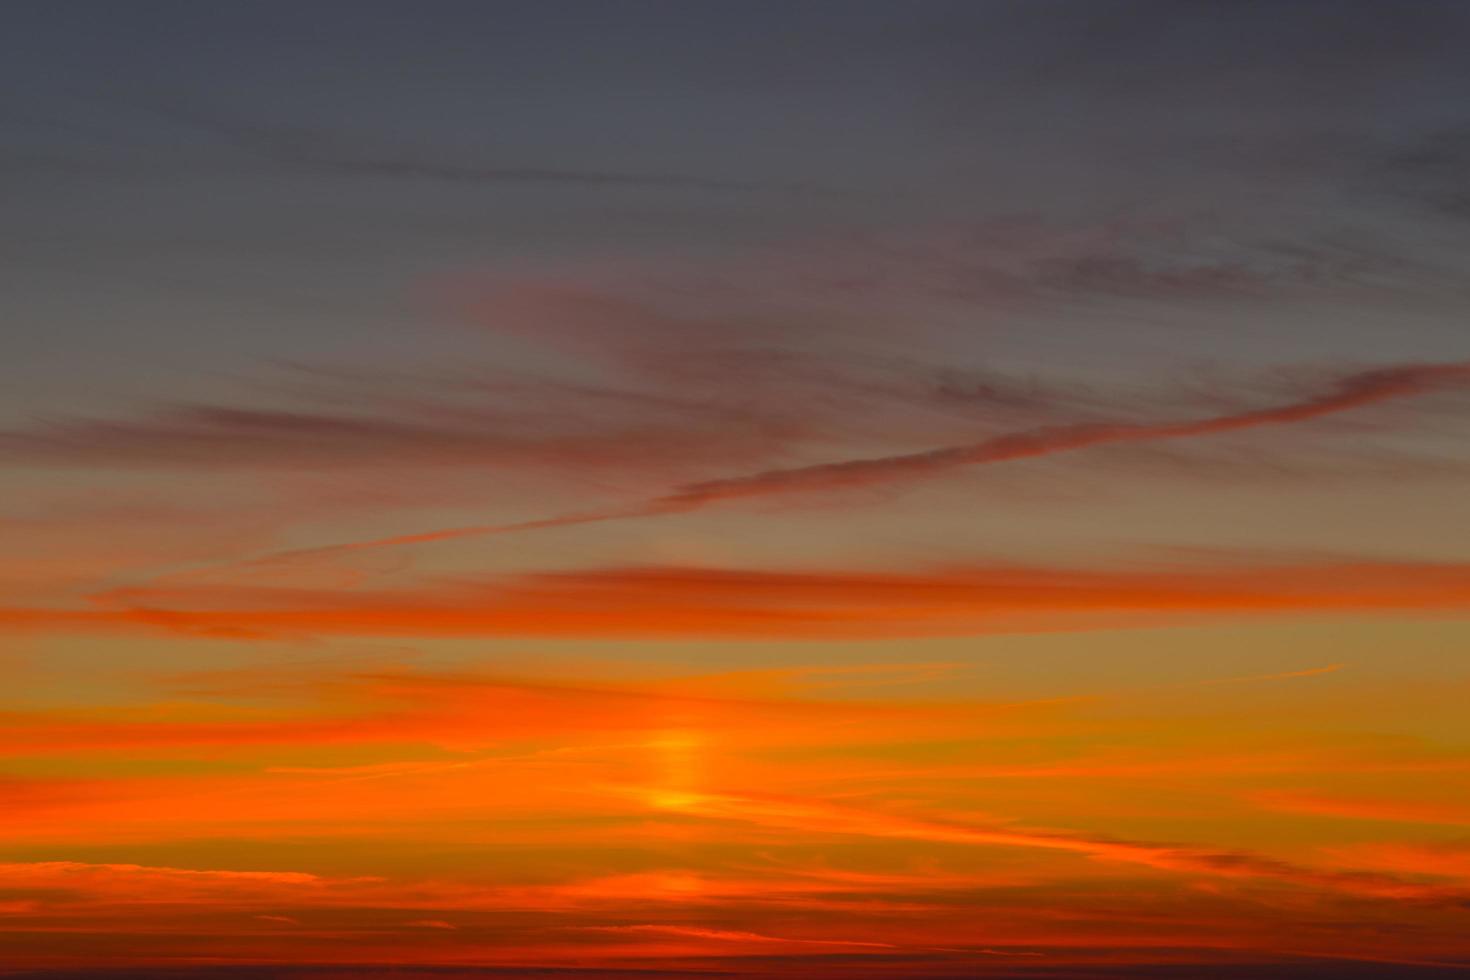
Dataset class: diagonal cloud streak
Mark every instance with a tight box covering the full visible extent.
[235,360,1469,568]
[661,361,1470,507]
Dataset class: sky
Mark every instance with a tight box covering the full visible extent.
[3,1,1470,977]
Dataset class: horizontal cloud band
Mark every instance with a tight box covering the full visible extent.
[10,558,1470,640]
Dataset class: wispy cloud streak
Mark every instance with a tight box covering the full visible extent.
[642,789,1468,903]
[244,361,1470,564]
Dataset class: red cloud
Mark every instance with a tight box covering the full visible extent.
[6,557,1469,641]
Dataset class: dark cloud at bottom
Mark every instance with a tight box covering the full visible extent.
[10,961,1470,980]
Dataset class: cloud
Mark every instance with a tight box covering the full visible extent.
[249,359,1469,564]
[1328,841,1470,882]
[7,218,1466,489]
[578,923,897,948]
[0,861,349,907]
[822,750,1470,788]
[1253,792,1470,827]
[0,665,890,762]
[9,556,1470,642]
[0,316,1078,488]
[660,362,1470,505]
[639,789,1468,903]
[0,390,793,474]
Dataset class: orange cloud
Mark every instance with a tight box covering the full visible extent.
[0,669,874,758]
[1328,842,1470,882]
[639,788,1469,902]
[580,923,900,948]
[1253,791,1470,826]
[6,558,1469,641]
[0,860,362,906]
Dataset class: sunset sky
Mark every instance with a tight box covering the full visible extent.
[3,2,1470,978]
